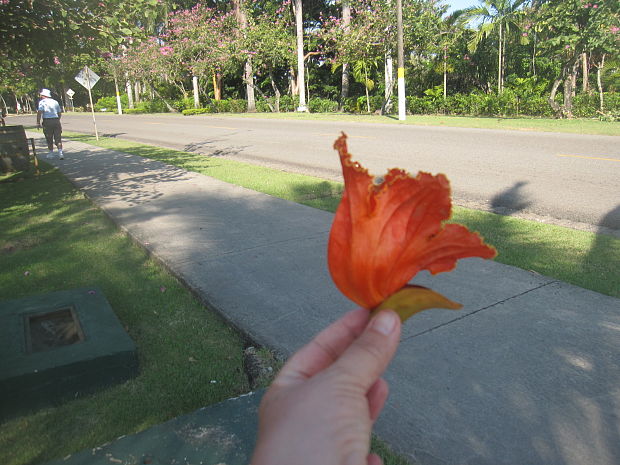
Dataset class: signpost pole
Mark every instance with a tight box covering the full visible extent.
[85,67,99,140]
[66,89,75,112]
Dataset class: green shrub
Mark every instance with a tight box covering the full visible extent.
[255,95,297,113]
[341,97,358,113]
[227,99,247,113]
[123,100,168,114]
[308,97,339,113]
[94,95,128,111]
[255,99,273,112]
[353,96,386,113]
[517,96,554,117]
[173,97,196,112]
[406,96,436,115]
[598,109,620,122]
[182,108,213,116]
[279,95,296,112]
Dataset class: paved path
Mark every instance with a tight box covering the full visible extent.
[36,136,620,465]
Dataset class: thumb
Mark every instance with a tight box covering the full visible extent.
[331,310,401,391]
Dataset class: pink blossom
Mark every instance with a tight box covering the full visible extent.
[53,56,61,65]
[565,45,571,49]
[593,4,598,8]
[611,26,620,34]
[522,32,528,37]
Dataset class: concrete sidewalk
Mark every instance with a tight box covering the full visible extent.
[36,135,619,465]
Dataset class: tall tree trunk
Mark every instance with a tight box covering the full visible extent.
[269,71,281,113]
[497,22,503,94]
[213,72,222,100]
[113,75,122,115]
[564,60,579,118]
[531,30,537,76]
[293,0,307,111]
[233,0,255,112]
[340,1,351,111]
[290,67,298,96]
[443,46,447,100]
[548,77,563,117]
[364,66,370,113]
[596,54,606,112]
[192,76,200,108]
[126,76,134,109]
[244,59,256,112]
[581,52,589,93]
[548,55,579,118]
[383,53,394,114]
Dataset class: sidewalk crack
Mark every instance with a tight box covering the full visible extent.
[403,280,559,340]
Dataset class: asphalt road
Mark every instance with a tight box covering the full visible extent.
[12,113,620,233]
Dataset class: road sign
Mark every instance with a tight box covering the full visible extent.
[74,66,100,140]
[74,66,100,90]
[66,89,75,97]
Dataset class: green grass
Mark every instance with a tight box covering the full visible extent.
[62,131,620,298]
[0,165,250,465]
[184,112,620,136]
[1,161,414,465]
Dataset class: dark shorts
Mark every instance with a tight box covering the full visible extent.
[42,118,62,146]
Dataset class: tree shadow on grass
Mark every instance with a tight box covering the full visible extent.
[453,181,618,297]
[289,179,342,212]
[581,205,620,298]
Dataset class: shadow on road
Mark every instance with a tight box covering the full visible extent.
[184,139,247,157]
[490,180,531,215]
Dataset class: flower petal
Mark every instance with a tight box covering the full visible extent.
[371,285,462,322]
[328,133,497,310]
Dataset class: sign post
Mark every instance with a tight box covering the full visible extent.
[66,88,75,112]
[74,66,101,140]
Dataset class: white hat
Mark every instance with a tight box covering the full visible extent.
[40,89,51,98]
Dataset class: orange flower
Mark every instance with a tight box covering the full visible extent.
[328,133,497,321]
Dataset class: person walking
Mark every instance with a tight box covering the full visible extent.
[36,88,64,159]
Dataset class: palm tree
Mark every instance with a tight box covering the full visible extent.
[455,0,529,94]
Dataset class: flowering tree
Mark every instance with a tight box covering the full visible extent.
[243,1,296,111]
[167,4,239,102]
[320,1,391,111]
[121,36,185,111]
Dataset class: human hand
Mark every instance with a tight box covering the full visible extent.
[251,308,401,465]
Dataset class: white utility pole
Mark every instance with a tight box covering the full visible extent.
[396,0,406,121]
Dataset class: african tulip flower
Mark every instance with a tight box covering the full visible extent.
[328,133,497,322]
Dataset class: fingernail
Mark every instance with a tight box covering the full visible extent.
[372,310,398,335]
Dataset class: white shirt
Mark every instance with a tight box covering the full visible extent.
[38,98,62,118]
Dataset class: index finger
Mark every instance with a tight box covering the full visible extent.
[274,308,370,387]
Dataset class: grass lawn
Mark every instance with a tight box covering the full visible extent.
[0,165,250,465]
[184,112,620,136]
[61,131,620,298]
[1,162,412,465]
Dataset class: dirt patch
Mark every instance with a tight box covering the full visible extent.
[1,236,42,254]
